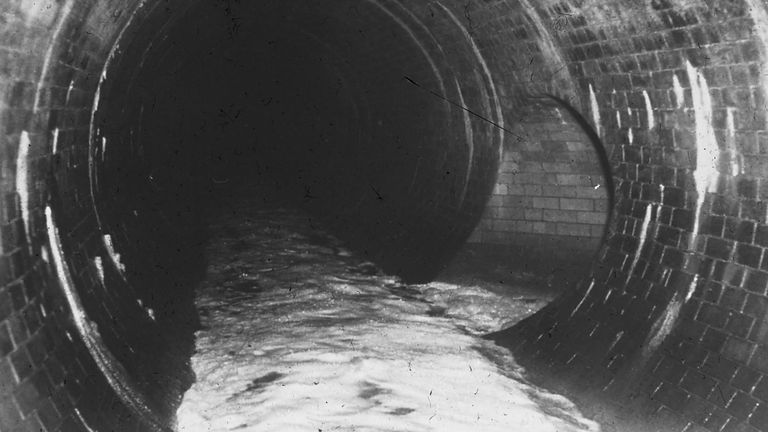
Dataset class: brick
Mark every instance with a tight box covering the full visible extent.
[542,209,572,222]
[744,271,768,295]
[725,313,755,339]
[726,391,758,420]
[486,196,503,207]
[701,355,739,383]
[556,174,596,186]
[492,184,508,195]
[523,208,542,220]
[0,322,13,356]
[497,207,525,220]
[754,377,768,403]
[704,407,731,430]
[576,211,606,225]
[654,356,686,383]
[743,294,768,319]
[736,245,763,268]
[724,337,755,363]
[702,327,728,351]
[697,303,730,328]
[749,347,768,374]
[540,185,564,197]
[523,185,542,196]
[750,403,768,429]
[560,198,593,211]
[502,196,529,208]
[706,237,735,261]
[556,223,592,237]
[681,370,717,399]
[493,220,516,232]
[0,389,22,428]
[532,197,559,209]
[575,186,607,198]
[594,199,609,212]
[732,367,761,393]
[9,348,33,382]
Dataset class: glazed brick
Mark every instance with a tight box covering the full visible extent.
[9,348,33,382]
[724,337,756,363]
[658,225,682,246]
[750,403,768,429]
[0,396,23,429]
[702,355,740,385]
[725,217,743,241]
[738,178,759,200]
[725,313,755,339]
[0,322,12,357]
[754,377,768,403]
[706,237,735,261]
[737,245,763,268]
[743,294,768,319]
[654,356,687,384]
[744,271,768,295]
[755,224,768,247]
[750,347,768,374]
[702,327,728,352]
[704,407,732,431]
[697,302,730,328]
[654,381,690,411]
[727,391,758,420]
[736,221,758,244]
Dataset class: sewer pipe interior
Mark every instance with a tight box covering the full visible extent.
[2,1,768,431]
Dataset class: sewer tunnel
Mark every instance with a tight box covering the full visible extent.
[2,0,768,431]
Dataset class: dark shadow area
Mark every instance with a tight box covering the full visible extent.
[82,0,501,420]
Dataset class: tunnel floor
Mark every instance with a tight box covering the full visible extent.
[172,194,601,431]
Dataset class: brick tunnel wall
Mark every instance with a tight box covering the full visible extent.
[2,0,768,432]
[468,102,610,260]
[0,1,201,431]
[476,1,768,431]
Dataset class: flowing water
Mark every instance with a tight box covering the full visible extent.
[175,201,600,432]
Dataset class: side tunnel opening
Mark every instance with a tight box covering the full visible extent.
[459,96,614,288]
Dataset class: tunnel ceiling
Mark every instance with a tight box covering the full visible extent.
[91,0,505,286]
[3,0,768,431]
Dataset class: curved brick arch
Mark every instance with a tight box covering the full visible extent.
[487,1,768,431]
[1,1,768,431]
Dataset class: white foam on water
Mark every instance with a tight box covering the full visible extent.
[177,208,600,432]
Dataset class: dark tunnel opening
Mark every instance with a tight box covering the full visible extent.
[78,1,506,426]
[92,0,502,292]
